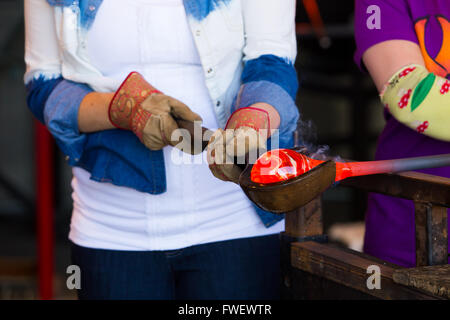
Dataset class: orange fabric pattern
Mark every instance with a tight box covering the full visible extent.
[415,16,450,78]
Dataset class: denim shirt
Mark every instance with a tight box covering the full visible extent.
[24,0,300,227]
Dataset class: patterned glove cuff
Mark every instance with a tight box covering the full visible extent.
[225,106,270,132]
[108,71,160,130]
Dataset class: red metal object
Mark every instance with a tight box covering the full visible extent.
[302,0,326,39]
[35,120,54,300]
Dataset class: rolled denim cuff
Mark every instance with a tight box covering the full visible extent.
[25,75,63,124]
[44,79,93,166]
[233,80,300,136]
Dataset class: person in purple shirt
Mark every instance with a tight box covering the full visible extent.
[354,0,450,267]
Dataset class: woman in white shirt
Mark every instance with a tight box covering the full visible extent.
[25,0,300,299]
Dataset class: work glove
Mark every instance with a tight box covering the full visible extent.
[207,107,270,183]
[108,72,202,152]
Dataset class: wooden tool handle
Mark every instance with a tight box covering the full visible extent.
[174,118,247,170]
[175,118,211,151]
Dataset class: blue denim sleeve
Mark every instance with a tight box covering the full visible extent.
[43,79,93,166]
[242,54,298,100]
[26,76,64,124]
[234,54,300,137]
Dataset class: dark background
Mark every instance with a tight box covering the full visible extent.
[0,0,383,298]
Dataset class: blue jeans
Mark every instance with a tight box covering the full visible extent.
[71,234,281,300]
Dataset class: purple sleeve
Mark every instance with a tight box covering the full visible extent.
[354,0,418,70]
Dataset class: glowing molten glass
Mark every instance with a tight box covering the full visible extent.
[251,148,446,185]
[250,149,323,184]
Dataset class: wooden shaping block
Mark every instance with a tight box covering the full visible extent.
[393,265,450,299]
[290,241,444,299]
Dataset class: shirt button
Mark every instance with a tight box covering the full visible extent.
[207,68,213,74]
[216,101,221,107]
[195,30,201,36]
[65,156,70,161]
[89,5,96,11]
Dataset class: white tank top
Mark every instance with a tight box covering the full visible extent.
[69,0,284,251]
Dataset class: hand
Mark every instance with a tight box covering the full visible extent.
[108,72,202,152]
[207,106,272,183]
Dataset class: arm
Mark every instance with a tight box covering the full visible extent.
[355,0,450,141]
[208,0,299,183]
[24,0,62,123]
[238,0,299,135]
[363,41,450,141]
[25,0,114,133]
[25,0,92,164]
[25,0,199,163]
[78,92,115,132]
[362,40,425,92]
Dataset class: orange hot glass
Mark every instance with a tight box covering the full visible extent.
[250,149,323,184]
[251,149,450,184]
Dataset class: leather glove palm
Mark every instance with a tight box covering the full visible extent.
[207,107,270,183]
